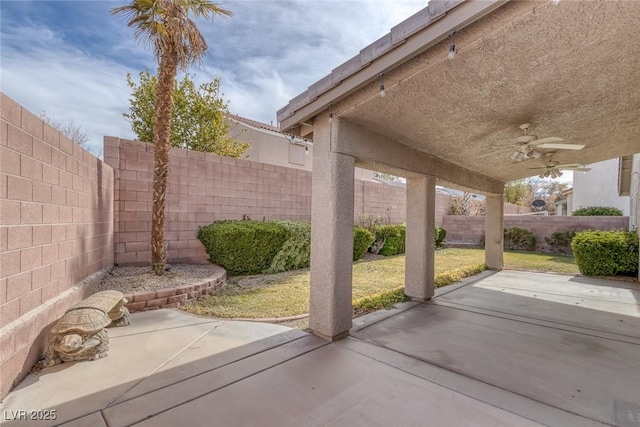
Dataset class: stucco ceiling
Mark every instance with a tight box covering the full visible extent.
[336,0,640,183]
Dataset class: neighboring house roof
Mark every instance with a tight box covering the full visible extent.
[372,176,406,187]
[436,186,486,201]
[229,114,312,144]
[229,114,280,133]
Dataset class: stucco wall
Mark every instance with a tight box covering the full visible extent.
[572,158,630,215]
[0,93,114,398]
[443,215,630,252]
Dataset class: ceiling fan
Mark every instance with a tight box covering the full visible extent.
[510,123,585,162]
[528,154,591,179]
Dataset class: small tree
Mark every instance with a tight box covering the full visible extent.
[124,71,249,157]
[40,112,91,148]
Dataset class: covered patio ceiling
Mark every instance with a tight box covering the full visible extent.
[278,0,640,185]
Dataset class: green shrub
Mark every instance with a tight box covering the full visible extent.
[504,227,536,251]
[379,225,406,256]
[354,226,375,261]
[266,221,311,274]
[370,224,399,254]
[571,230,638,276]
[435,225,447,248]
[376,224,446,256]
[545,230,577,255]
[572,206,624,216]
[198,220,289,275]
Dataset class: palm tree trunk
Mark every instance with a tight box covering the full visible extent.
[151,50,177,275]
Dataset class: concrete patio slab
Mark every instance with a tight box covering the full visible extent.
[352,270,640,426]
[130,343,543,427]
[0,312,304,426]
[2,271,638,427]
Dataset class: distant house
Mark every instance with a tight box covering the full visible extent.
[556,154,639,228]
[228,114,374,181]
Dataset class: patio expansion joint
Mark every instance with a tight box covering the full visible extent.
[109,320,223,339]
[104,323,224,409]
[430,300,640,346]
[339,336,611,427]
[351,270,498,334]
[104,335,329,426]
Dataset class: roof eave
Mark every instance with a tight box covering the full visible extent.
[277,0,508,132]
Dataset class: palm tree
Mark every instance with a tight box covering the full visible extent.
[112,0,232,274]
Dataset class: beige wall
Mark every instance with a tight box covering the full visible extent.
[230,119,374,181]
[0,93,114,398]
[572,158,630,215]
[230,120,313,171]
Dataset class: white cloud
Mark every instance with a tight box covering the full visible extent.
[1,0,427,152]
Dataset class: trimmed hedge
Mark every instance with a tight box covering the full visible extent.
[571,230,638,276]
[198,221,288,275]
[370,224,398,255]
[199,220,378,274]
[379,225,406,256]
[375,224,447,256]
[354,226,375,261]
[266,221,311,274]
[504,227,536,251]
[435,225,447,248]
[572,206,624,216]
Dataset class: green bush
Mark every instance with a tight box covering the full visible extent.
[266,221,311,273]
[379,225,406,256]
[435,225,447,248]
[354,226,375,261]
[504,227,536,251]
[545,230,577,255]
[571,230,639,276]
[198,220,289,275]
[572,206,624,216]
[370,224,399,255]
[375,224,446,256]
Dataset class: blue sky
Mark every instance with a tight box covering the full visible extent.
[1,0,428,154]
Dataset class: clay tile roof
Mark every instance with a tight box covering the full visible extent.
[229,114,280,133]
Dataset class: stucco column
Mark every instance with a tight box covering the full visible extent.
[309,117,355,341]
[485,193,504,270]
[404,175,436,301]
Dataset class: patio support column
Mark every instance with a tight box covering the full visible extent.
[404,175,436,301]
[485,193,504,270]
[309,117,355,341]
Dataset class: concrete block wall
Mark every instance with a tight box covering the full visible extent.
[354,180,406,224]
[443,215,630,251]
[0,93,114,398]
[105,137,313,266]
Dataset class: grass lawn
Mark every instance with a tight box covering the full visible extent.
[182,248,579,319]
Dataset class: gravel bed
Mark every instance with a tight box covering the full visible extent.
[95,264,219,294]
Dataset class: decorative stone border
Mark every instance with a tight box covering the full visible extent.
[123,267,227,312]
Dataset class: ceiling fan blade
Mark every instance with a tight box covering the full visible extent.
[555,163,583,168]
[562,167,591,172]
[535,143,585,150]
[530,137,563,145]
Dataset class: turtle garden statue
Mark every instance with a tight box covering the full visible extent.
[41,290,130,367]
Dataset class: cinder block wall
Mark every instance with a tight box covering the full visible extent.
[443,215,630,251]
[104,137,313,265]
[354,180,407,224]
[106,138,413,265]
[0,93,114,398]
